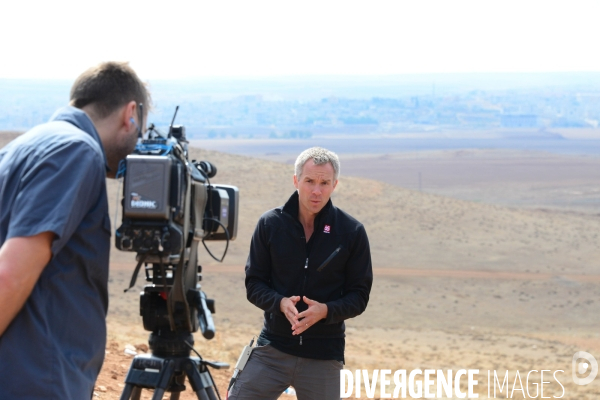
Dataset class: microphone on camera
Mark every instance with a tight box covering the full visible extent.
[168,106,180,138]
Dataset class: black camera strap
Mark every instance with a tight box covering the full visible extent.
[123,253,147,293]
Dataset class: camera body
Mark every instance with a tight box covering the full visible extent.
[116,141,238,259]
[116,125,238,337]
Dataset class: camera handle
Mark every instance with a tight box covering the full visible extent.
[167,150,196,332]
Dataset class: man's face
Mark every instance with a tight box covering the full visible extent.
[105,114,142,178]
[293,159,338,218]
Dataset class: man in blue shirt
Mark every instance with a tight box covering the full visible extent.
[0,62,149,399]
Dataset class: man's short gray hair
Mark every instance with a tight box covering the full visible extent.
[294,147,340,181]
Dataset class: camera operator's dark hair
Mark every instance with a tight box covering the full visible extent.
[70,61,150,119]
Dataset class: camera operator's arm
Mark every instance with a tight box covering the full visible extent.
[245,216,286,315]
[0,232,53,336]
[323,224,373,324]
[0,141,104,337]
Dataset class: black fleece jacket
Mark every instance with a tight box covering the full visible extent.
[245,191,373,344]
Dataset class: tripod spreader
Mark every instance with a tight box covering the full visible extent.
[120,332,229,400]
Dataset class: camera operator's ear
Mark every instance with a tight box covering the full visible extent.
[120,101,137,132]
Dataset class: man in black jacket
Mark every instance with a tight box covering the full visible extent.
[230,147,373,400]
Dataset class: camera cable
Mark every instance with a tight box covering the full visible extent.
[201,218,230,262]
[195,165,231,262]
[184,340,223,400]
[123,253,147,292]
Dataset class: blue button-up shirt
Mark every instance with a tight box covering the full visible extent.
[0,106,111,399]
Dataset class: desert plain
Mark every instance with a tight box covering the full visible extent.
[2,132,600,399]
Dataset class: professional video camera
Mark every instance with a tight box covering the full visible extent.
[115,107,238,399]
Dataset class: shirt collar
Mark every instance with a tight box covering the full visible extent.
[282,191,332,227]
[49,106,109,171]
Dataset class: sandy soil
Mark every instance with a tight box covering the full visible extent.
[109,147,600,275]
[93,146,600,399]
[340,149,600,214]
[222,146,600,215]
[2,131,599,399]
[99,265,600,399]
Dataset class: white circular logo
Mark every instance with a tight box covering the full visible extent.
[573,351,598,385]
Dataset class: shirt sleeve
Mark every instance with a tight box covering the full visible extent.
[7,140,105,256]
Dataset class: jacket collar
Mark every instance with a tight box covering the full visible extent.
[282,191,332,228]
[49,106,109,171]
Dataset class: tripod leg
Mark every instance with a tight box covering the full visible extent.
[150,358,178,400]
[131,387,142,400]
[195,390,211,400]
[119,384,142,400]
[151,388,166,400]
[183,360,219,400]
[201,386,218,400]
[119,384,134,400]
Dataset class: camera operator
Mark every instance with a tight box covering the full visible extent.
[231,147,373,400]
[0,62,149,399]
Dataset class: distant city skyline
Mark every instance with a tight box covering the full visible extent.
[2,0,600,79]
[2,74,600,136]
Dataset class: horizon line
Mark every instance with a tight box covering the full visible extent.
[2,70,600,82]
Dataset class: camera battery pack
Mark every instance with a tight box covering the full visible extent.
[124,155,172,219]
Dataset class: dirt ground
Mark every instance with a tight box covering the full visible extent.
[341,149,600,213]
[97,264,600,399]
[2,131,597,399]
[88,145,600,399]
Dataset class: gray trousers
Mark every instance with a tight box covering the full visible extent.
[228,344,343,400]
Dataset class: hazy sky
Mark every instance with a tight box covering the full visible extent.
[2,0,599,79]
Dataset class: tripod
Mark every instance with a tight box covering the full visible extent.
[120,332,229,400]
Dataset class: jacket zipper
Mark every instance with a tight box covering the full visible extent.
[300,257,308,346]
[302,257,309,293]
[317,246,342,272]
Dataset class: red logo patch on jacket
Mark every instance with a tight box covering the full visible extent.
[324,225,331,233]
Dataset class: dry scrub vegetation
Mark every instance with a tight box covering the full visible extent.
[2,131,598,399]
[102,147,600,399]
